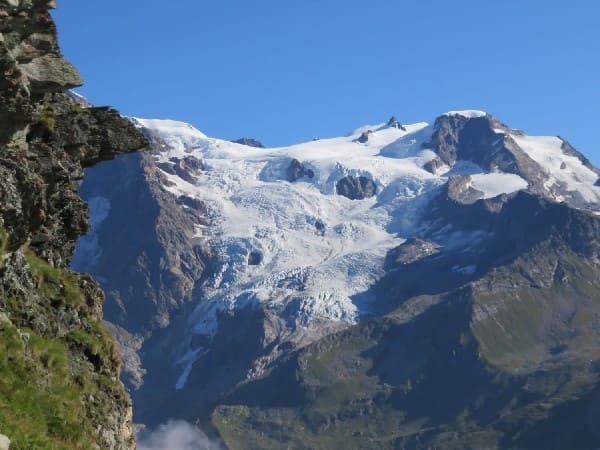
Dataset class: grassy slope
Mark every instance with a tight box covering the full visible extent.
[0,244,126,449]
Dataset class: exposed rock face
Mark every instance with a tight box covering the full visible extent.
[233,137,265,148]
[446,174,485,204]
[423,155,444,174]
[0,1,147,448]
[596,178,600,187]
[336,175,377,200]
[424,113,600,209]
[73,127,209,394]
[386,238,440,266]
[386,116,406,131]
[357,130,372,143]
[286,158,314,182]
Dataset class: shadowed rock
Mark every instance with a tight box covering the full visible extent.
[287,158,314,182]
[336,176,377,200]
[423,156,445,174]
[233,138,265,148]
[357,130,372,143]
[387,116,407,131]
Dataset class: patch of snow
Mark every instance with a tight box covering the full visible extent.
[470,173,529,199]
[445,110,488,119]
[87,196,111,228]
[71,196,110,272]
[175,348,207,390]
[512,134,600,203]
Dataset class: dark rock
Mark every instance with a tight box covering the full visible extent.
[177,195,208,214]
[595,179,600,187]
[423,157,445,174]
[387,238,440,266]
[287,158,314,182]
[424,113,512,169]
[233,138,265,148]
[560,161,567,170]
[446,175,485,204]
[248,251,262,266]
[357,130,372,144]
[387,116,406,131]
[423,113,600,209]
[336,176,377,200]
[314,219,325,233]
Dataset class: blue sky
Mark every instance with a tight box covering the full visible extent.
[52,0,599,163]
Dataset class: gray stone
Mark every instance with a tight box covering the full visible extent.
[423,156,445,174]
[336,176,377,200]
[386,116,406,131]
[233,137,265,148]
[446,175,485,204]
[19,54,83,93]
[357,130,372,143]
[287,158,314,182]
[0,434,10,450]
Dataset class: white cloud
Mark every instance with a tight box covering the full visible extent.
[137,420,222,450]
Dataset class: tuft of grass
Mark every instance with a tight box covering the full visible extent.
[69,103,90,115]
[25,250,84,309]
[38,102,57,131]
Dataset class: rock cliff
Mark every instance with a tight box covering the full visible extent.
[0,0,147,448]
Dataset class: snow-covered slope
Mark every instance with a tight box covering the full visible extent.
[127,111,600,389]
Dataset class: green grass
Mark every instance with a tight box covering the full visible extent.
[38,102,57,131]
[69,103,90,115]
[0,250,129,448]
[0,316,95,449]
[25,250,85,309]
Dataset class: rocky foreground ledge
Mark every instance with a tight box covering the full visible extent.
[0,0,147,448]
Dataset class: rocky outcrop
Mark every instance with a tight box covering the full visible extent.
[423,156,444,174]
[233,137,265,148]
[386,238,440,266]
[336,175,377,200]
[357,130,372,143]
[287,158,314,182]
[446,175,485,204]
[424,113,511,169]
[386,116,406,131]
[425,113,600,209]
[0,1,147,448]
[157,155,204,183]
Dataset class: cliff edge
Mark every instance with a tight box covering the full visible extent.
[0,0,147,448]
